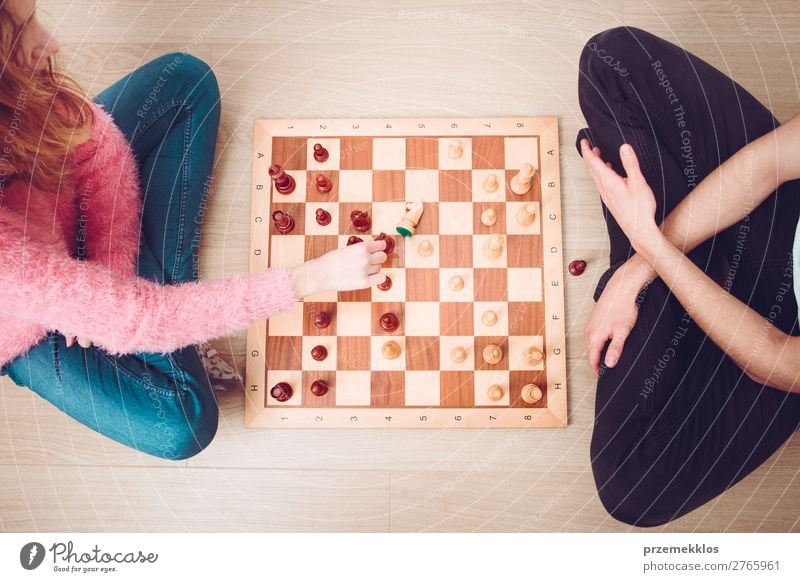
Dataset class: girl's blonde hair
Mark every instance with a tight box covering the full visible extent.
[0,7,93,194]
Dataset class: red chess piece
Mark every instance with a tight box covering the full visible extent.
[315,208,332,226]
[268,164,296,195]
[375,232,395,254]
[272,210,295,234]
[347,236,363,246]
[311,345,328,361]
[310,379,329,397]
[568,259,587,276]
[270,382,293,402]
[377,275,392,291]
[313,143,329,163]
[379,312,399,332]
[314,311,331,329]
[315,173,333,194]
[351,210,371,233]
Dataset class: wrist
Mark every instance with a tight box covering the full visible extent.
[624,252,657,287]
[289,261,319,299]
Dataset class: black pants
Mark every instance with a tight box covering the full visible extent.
[577,27,800,527]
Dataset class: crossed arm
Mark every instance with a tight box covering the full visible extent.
[581,112,800,393]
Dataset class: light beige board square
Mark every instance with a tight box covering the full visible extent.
[377,267,406,302]
[405,235,440,268]
[304,202,339,236]
[405,302,440,336]
[474,302,509,336]
[438,202,474,235]
[371,336,406,371]
[405,170,439,202]
[306,138,341,171]
[472,234,508,268]
[271,170,307,203]
[505,201,541,235]
[404,371,441,406]
[439,268,474,302]
[336,302,372,336]
[471,169,506,202]
[474,370,511,406]
[373,138,406,170]
[338,170,373,202]
[267,302,304,336]
[508,336,545,371]
[372,201,405,234]
[438,137,472,170]
[504,137,539,170]
[270,235,305,268]
[439,336,475,371]
[302,336,338,371]
[335,371,372,405]
[508,268,543,302]
[266,370,303,406]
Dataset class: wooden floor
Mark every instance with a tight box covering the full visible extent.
[2,0,799,532]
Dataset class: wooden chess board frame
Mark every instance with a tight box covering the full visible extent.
[246,118,566,428]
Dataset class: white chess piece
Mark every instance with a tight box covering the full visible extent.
[510,163,534,195]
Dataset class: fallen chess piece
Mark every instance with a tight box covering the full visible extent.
[569,259,587,276]
[396,200,424,237]
[510,163,534,195]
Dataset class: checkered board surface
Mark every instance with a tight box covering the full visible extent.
[246,118,566,428]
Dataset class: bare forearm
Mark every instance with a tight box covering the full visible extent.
[626,126,784,286]
[639,234,800,392]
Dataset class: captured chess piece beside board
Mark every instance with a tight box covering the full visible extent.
[247,118,566,428]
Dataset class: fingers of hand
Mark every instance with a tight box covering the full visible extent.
[367,273,387,287]
[77,336,92,349]
[587,337,607,377]
[365,239,387,253]
[65,335,74,348]
[367,264,382,275]
[370,251,388,265]
[620,143,643,184]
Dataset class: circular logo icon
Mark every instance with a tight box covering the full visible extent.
[20,542,46,570]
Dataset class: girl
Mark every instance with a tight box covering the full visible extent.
[0,0,387,460]
[578,27,800,526]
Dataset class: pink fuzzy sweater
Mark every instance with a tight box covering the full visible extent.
[0,100,296,367]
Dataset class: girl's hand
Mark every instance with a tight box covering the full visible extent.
[580,139,661,253]
[65,334,93,349]
[290,239,388,298]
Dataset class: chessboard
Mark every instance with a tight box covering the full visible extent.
[245,118,566,428]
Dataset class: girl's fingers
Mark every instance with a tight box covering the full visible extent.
[367,273,387,287]
[620,143,643,183]
[365,239,386,253]
[367,264,382,275]
[78,336,92,348]
[370,251,388,265]
[65,335,74,348]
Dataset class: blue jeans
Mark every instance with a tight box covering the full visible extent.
[0,53,222,460]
